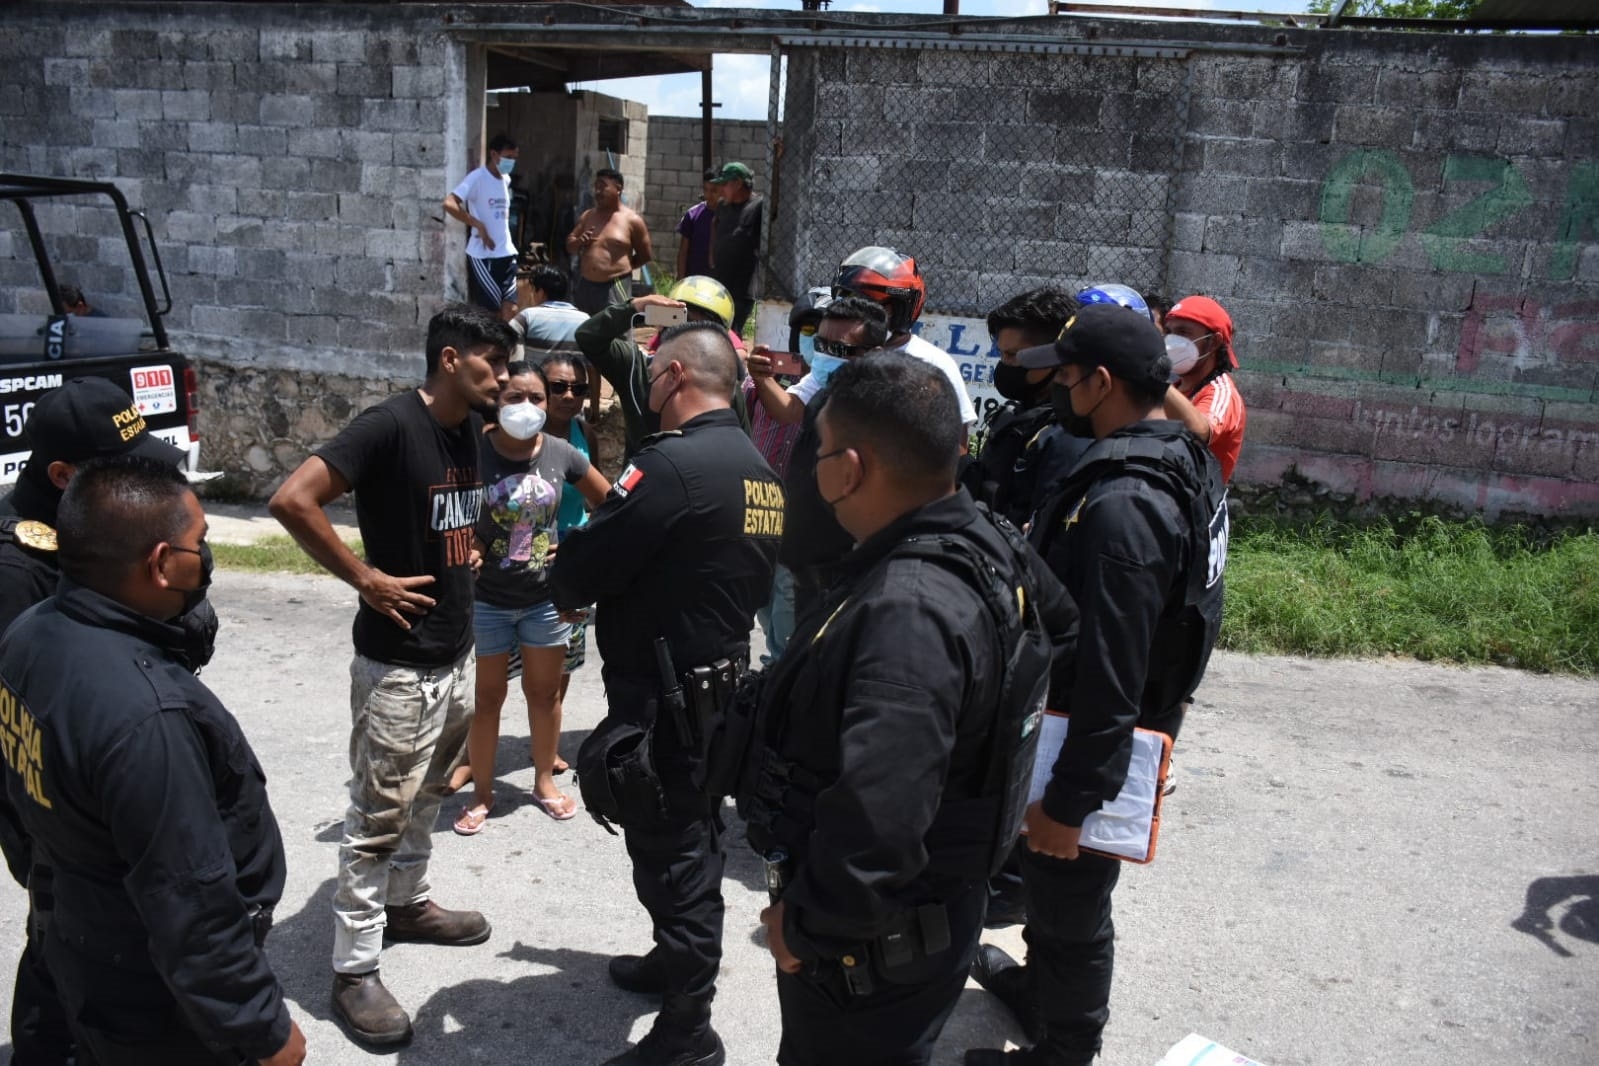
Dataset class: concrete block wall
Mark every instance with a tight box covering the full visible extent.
[782,25,1599,518]
[643,116,772,267]
[0,1,460,493]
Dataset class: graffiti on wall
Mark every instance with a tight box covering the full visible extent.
[1319,151,1598,280]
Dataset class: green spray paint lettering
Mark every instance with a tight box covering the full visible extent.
[1420,155,1533,274]
[1318,149,1413,264]
[1550,163,1599,282]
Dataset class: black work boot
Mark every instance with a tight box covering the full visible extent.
[603,994,725,1066]
[970,944,1044,1043]
[383,899,491,946]
[609,949,670,995]
[331,971,413,1047]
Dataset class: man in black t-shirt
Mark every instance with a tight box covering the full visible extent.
[270,304,514,1050]
[708,161,764,333]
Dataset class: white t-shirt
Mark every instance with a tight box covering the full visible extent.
[785,333,979,429]
[896,333,979,428]
[452,167,517,261]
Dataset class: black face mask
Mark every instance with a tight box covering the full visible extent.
[992,362,1040,404]
[1050,383,1095,439]
[170,541,215,616]
[174,598,220,672]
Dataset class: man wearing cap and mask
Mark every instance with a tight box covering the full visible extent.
[965,305,1227,1066]
[0,376,191,1066]
[1,454,305,1066]
[1160,295,1247,483]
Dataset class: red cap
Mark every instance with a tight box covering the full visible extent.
[1166,295,1236,369]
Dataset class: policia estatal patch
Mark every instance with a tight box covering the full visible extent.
[742,477,784,538]
[0,681,51,809]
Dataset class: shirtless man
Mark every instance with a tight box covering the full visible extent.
[565,168,653,315]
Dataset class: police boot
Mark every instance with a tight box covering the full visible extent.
[970,944,1044,1043]
[609,948,670,995]
[602,994,725,1066]
[383,899,491,946]
[331,971,413,1047]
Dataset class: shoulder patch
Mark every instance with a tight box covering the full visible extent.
[614,463,645,497]
[11,521,57,553]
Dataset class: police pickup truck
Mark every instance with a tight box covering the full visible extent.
[0,174,201,484]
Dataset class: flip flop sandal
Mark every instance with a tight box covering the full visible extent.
[453,804,492,836]
[534,793,579,821]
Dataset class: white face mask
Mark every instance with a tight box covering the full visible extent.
[498,401,546,441]
[1165,334,1203,376]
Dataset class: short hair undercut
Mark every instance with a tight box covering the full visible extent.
[820,351,960,490]
[57,454,194,592]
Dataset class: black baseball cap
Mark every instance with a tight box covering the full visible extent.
[24,377,187,468]
[1016,303,1171,387]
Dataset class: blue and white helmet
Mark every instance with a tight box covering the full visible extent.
[1076,283,1154,323]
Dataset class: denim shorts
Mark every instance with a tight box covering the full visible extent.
[474,599,572,656]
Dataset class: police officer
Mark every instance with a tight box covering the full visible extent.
[0,454,305,1066]
[575,275,751,458]
[965,305,1227,1066]
[738,352,1075,1066]
[0,377,190,1066]
[549,322,781,1066]
[961,289,1079,529]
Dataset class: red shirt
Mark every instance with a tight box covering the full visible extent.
[1188,372,1246,482]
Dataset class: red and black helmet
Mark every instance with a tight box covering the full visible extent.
[831,246,926,336]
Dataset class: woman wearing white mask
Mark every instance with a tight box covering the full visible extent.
[453,361,610,834]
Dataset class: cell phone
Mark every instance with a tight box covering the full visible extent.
[643,304,688,328]
[766,351,805,377]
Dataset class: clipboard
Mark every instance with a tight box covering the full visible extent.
[1022,711,1173,864]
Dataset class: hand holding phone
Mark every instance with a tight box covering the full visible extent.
[643,303,688,328]
[766,351,805,377]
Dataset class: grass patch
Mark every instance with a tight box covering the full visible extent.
[1223,516,1599,673]
[214,535,362,576]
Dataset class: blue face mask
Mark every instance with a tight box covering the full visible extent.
[809,353,846,387]
[798,331,817,364]
[497,157,516,176]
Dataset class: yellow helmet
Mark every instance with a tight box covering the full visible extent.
[668,275,735,329]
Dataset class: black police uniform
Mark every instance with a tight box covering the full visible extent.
[0,487,74,1066]
[961,399,1056,527]
[0,578,291,1065]
[739,491,1075,1066]
[1017,421,1225,1066]
[549,407,781,1044]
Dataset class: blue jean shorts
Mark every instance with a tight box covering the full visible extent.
[474,599,572,656]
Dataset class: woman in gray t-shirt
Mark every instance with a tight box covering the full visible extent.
[451,361,609,834]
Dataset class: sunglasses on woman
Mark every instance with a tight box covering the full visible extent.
[546,380,591,397]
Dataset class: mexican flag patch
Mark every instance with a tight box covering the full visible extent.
[615,463,645,497]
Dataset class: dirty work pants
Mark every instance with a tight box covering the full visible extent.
[332,650,474,973]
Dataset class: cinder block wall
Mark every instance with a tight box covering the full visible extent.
[0,1,461,493]
[780,27,1599,519]
[643,116,772,270]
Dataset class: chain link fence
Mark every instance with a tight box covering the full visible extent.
[764,40,1192,315]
